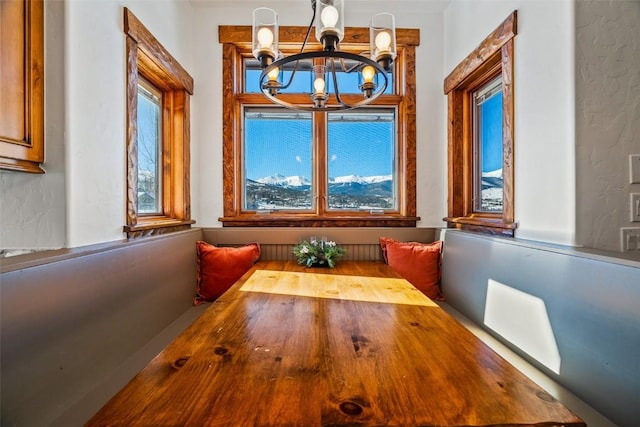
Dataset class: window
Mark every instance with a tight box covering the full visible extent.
[219,26,419,227]
[473,76,503,213]
[123,8,194,238]
[0,0,44,173]
[443,11,517,236]
[327,109,396,211]
[136,78,163,214]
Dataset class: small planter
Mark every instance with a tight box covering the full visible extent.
[292,237,346,268]
[310,261,330,268]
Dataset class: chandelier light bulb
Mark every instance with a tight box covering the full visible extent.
[257,27,274,48]
[267,67,280,81]
[375,31,391,51]
[313,77,326,94]
[361,65,375,83]
[321,5,339,28]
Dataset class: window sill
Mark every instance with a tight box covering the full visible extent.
[444,216,517,237]
[124,219,195,238]
[219,215,419,228]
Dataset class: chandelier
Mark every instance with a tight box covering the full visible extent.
[252,0,396,111]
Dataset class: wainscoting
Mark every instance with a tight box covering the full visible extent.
[440,229,640,426]
[0,229,207,426]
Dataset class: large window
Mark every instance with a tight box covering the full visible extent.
[444,11,517,236]
[243,108,396,213]
[219,26,419,227]
[123,8,194,238]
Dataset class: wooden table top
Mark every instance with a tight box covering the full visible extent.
[87,260,585,426]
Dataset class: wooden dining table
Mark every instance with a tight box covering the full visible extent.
[87,260,585,426]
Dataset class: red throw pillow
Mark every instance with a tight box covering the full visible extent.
[379,236,402,264]
[194,241,260,305]
[382,238,443,301]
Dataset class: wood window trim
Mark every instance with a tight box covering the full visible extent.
[0,0,45,173]
[218,25,420,227]
[443,11,517,236]
[123,8,194,238]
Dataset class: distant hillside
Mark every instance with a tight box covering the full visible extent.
[246,174,394,210]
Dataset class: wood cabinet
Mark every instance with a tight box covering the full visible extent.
[0,0,44,173]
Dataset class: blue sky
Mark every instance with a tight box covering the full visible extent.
[244,113,394,180]
[243,64,396,181]
[137,91,160,173]
[480,92,503,173]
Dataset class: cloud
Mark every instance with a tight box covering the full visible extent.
[295,155,302,163]
[330,154,338,162]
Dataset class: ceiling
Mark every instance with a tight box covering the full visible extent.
[189,0,451,13]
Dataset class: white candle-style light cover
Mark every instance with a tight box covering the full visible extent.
[370,12,396,71]
[315,0,344,51]
[252,7,279,68]
[311,64,328,108]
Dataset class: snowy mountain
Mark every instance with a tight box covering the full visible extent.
[246,173,393,210]
[329,175,392,185]
[257,173,311,188]
[255,173,391,188]
[481,168,503,190]
[482,168,503,178]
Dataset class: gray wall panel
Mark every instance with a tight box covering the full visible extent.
[0,229,203,426]
[441,230,640,426]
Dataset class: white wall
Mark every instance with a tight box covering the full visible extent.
[64,0,194,247]
[1,0,195,250]
[575,0,640,252]
[190,0,448,230]
[444,0,578,246]
[0,0,67,252]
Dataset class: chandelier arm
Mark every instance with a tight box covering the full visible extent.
[330,58,350,109]
[278,59,301,90]
[338,57,347,72]
[260,51,389,112]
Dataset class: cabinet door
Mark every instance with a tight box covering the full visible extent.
[0,0,44,173]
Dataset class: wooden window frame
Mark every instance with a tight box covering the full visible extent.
[218,25,420,227]
[123,8,194,238]
[443,11,517,236]
[0,0,45,173]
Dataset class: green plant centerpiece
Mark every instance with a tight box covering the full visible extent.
[292,237,346,268]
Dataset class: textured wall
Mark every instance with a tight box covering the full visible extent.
[0,0,66,251]
[576,0,640,251]
[64,0,195,247]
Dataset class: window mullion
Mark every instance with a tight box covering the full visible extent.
[314,111,328,215]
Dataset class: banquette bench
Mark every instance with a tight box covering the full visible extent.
[1,227,634,426]
[0,227,433,426]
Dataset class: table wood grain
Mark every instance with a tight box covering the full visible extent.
[87,260,585,426]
